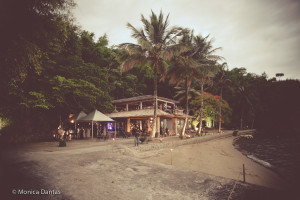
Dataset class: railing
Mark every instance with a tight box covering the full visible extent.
[115,106,184,115]
[174,109,184,115]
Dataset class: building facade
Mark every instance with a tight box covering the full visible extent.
[106,95,192,136]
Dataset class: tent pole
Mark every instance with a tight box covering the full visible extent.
[92,120,93,140]
[74,121,76,139]
[114,121,116,139]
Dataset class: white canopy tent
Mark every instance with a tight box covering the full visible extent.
[78,109,114,139]
[69,111,87,130]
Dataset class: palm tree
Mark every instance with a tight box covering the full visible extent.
[227,68,255,129]
[118,11,184,137]
[174,86,200,105]
[193,35,223,135]
[196,64,217,135]
[168,31,202,137]
[214,62,231,133]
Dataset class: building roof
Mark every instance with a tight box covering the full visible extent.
[106,108,192,119]
[70,111,87,121]
[112,95,179,104]
[79,110,114,122]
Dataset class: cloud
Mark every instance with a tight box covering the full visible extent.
[73,0,300,79]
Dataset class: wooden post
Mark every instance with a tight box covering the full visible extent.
[126,118,131,136]
[170,149,173,165]
[156,116,160,136]
[243,164,246,183]
[140,101,143,110]
[172,118,178,135]
[91,121,93,140]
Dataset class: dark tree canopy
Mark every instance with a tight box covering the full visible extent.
[0,6,299,143]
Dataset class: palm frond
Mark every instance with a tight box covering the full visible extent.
[120,55,148,73]
[141,14,151,34]
[127,23,148,42]
[174,86,200,104]
[164,27,187,46]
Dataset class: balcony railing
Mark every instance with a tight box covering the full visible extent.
[115,106,184,115]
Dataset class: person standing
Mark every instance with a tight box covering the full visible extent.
[135,128,140,146]
[76,127,80,139]
[80,127,84,139]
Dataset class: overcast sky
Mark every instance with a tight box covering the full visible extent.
[73,0,300,79]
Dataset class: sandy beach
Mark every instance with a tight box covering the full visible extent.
[142,136,289,190]
[0,131,294,200]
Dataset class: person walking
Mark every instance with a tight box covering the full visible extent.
[135,128,140,147]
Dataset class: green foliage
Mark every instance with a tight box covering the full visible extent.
[20,91,54,110]
[0,0,119,142]
[118,10,187,137]
[1,5,298,144]
[191,93,232,125]
[256,79,300,134]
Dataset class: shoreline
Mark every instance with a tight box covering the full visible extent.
[233,133,300,192]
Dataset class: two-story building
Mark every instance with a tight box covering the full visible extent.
[106,95,192,136]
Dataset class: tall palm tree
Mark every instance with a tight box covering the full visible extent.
[228,68,255,129]
[196,64,217,135]
[214,62,231,133]
[168,31,202,137]
[193,35,223,135]
[119,11,184,137]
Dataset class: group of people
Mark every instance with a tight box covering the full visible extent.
[160,127,169,137]
[55,126,111,141]
[56,127,73,141]
[74,127,91,139]
[159,103,176,114]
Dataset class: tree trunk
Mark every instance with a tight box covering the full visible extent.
[181,77,189,137]
[151,67,158,138]
[197,82,204,135]
[218,88,222,133]
[240,107,244,130]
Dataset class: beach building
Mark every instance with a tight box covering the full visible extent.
[106,95,192,136]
